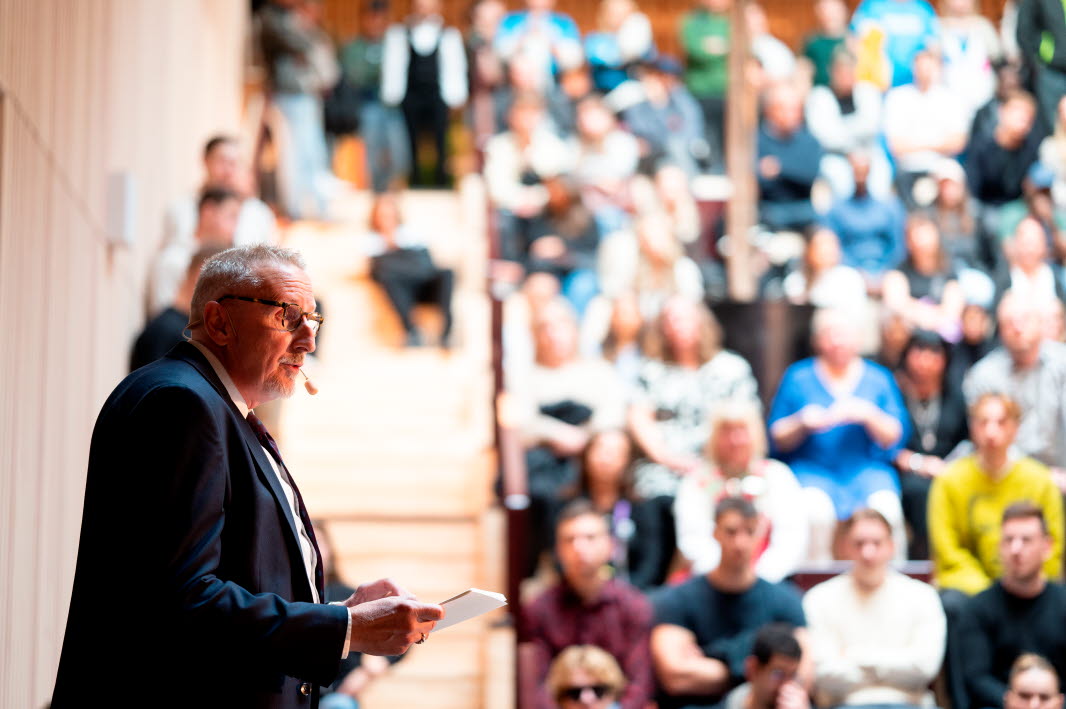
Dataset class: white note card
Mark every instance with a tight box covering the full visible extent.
[432,588,508,633]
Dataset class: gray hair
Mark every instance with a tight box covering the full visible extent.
[188,245,306,328]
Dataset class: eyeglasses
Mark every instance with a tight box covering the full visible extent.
[218,295,323,334]
[559,685,610,702]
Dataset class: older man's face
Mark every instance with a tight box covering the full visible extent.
[222,263,317,406]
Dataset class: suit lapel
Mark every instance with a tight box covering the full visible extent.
[166,343,304,567]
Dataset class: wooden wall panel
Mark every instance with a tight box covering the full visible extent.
[0,1,246,705]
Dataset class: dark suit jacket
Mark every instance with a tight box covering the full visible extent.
[52,342,349,708]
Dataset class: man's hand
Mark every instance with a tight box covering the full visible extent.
[348,595,444,657]
[343,578,413,607]
[776,680,810,709]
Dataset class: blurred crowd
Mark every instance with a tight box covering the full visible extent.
[130,0,1066,707]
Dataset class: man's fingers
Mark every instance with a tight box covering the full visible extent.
[414,602,445,622]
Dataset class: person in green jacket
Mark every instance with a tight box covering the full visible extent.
[680,0,732,169]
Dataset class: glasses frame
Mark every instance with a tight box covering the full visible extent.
[217,295,323,333]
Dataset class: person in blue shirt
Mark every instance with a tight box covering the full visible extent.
[494,0,582,87]
[756,83,824,233]
[768,308,911,563]
[823,151,907,293]
[850,0,940,88]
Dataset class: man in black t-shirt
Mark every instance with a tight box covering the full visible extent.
[960,502,1066,709]
[650,497,807,709]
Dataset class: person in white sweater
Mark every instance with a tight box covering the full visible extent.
[803,508,945,708]
[674,399,807,582]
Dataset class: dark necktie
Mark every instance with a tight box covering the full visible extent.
[246,411,324,599]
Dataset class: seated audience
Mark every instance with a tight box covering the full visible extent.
[803,0,848,87]
[883,49,969,208]
[893,330,969,559]
[313,521,400,709]
[757,83,823,233]
[805,49,891,199]
[521,500,654,709]
[571,96,640,217]
[1002,654,1066,709]
[960,504,1066,709]
[131,246,222,372]
[719,623,808,709]
[804,509,945,708]
[783,227,868,315]
[768,308,910,562]
[963,291,1066,478]
[545,645,629,709]
[929,393,1065,596]
[567,430,666,590]
[679,0,732,169]
[584,0,654,93]
[365,193,454,347]
[881,214,965,341]
[849,0,939,89]
[940,0,1003,117]
[822,152,906,293]
[966,90,1044,236]
[628,297,758,503]
[151,187,241,316]
[674,400,807,582]
[622,56,710,178]
[650,497,807,709]
[162,134,277,251]
[485,93,575,272]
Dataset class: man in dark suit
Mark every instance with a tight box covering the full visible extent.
[52,245,443,708]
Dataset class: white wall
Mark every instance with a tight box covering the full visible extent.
[0,1,246,705]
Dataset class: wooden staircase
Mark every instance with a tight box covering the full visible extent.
[277,182,513,709]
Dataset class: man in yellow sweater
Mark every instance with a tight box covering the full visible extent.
[930,391,1064,709]
[930,392,1064,594]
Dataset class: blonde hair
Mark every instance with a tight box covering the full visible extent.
[969,392,1023,424]
[546,645,626,703]
[705,399,768,464]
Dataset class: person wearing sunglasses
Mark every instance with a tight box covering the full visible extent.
[53,245,443,708]
[546,644,627,709]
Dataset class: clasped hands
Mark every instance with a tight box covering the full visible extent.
[798,397,881,433]
[342,578,445,656]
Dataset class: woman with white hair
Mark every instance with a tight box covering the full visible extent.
[673,399,807,582]
[768,308,911,562]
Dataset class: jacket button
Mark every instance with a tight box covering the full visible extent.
[299,682,311,696]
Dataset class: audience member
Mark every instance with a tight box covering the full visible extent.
[768,308,910,562]
[850,0,940,89]
[131,246,222,372]
[803,0,849,87]
[579,292,644,393]
[545,645,629,709]
[804,508,946,707]
[963,291,1066,477]
[465,0,507,142]
[571,97,641,215]
[674,400,807,582]
[622,56,710,178]
[924,157,1002,291]
[628,297,758,503]
[151,187,241,317]
[258,0,333,218]
[650,497,807,709]
[719,623,808,709]
[584,0,654,93]
[883,49,969,208]
[805,50,891,200]
[339,1,410,193]
[929,393,1064,596]
[893,330,969,559]
[1039,96,1066,208]
[520,500,654,709]
[948,301,996,389]
[381,0,468,188]
[568,430,666,590]
[971,61,1025,144]
[1017,0,1066,133]
[757,83,823,233]
[960,504,1066,709]
[998,216,1066,306]
[494,0,583,88]
[162,135,277,252]
[881,214,965,340]
[313,521,401,709]
[364,193,454,347]
[940,0,1004,116]
[822,152,906,292]
[494,51,577,138]
[746,4,797,83]
[783,227,869,318]
[1002,654,1066,709]
[680,0,733,169]
[485,94,575,272]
